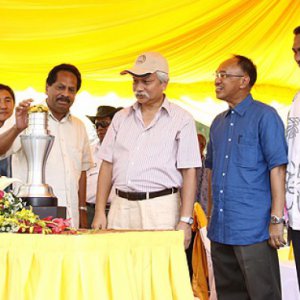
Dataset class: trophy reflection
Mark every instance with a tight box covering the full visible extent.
[16,105,65,218]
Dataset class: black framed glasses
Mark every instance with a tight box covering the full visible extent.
[95,120,111,129]
[215,72,244,79]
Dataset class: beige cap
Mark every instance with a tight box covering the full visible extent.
[120,52,169,76]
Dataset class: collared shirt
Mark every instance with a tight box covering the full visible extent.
[86,141,114,204]
[3,109,93,228]
[86,142,102,204]
[99,97,201,192]
[206,94,287,245]
[286,92,300,229]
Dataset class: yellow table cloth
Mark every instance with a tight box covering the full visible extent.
[0,231,193,300]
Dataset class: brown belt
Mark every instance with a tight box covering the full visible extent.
[115,187,178,201]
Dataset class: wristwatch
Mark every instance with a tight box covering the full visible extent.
[270,215,285,224]
[180,216,194,225]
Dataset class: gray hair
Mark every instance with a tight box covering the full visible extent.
[156,71,169,84]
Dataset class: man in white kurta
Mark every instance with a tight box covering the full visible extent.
[0,64,93,228]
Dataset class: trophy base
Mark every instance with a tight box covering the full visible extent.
[22,196,58,207]
[28,206,67,219]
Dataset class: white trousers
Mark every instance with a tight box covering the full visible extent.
[108,192,180,230]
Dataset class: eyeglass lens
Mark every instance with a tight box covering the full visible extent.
[95,121,111,128]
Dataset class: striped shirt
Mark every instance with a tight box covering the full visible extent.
[99,97,201,192]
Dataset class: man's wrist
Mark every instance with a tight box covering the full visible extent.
[79,206,87,211]
[180,216,194,225]
[270,214,285,224]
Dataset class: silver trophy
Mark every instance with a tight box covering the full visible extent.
[17,108,57,206]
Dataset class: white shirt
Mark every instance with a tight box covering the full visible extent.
[2,111,93,228]
[86,141,114,204]
[286,92,300,229]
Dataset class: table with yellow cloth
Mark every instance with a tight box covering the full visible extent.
[0,231,194,300]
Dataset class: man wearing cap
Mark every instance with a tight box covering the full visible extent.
[92,52,201,248]
[86,106,121,228]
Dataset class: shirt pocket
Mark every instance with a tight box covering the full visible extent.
[235,136,258,168]
[70,148,83,173]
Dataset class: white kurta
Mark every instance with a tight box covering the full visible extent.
[3,111,93,228]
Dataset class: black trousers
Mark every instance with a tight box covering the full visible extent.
[211,241,281,300]
[289,227,300,290]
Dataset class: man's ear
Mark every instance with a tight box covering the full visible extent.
[162,81,168,91]
[241,75,250,89]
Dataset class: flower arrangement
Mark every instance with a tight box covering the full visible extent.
[0,177,77,234]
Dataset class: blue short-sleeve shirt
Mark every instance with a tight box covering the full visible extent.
[206,94,288,245]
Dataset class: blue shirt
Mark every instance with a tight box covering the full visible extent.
[206,94,288,245]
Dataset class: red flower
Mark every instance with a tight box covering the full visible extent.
[0,190,4,199]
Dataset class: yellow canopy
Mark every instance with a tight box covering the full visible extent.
[1,0,300,123]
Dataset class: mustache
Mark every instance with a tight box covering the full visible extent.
[135,91,150,98]
[57,95,71,103]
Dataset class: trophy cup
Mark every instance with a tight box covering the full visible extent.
[16,105,66,218]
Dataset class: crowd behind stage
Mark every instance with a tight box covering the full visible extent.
[1,25,300,300]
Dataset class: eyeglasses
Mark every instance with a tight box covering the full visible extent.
[95,121,111,129]
[215,72,244,79]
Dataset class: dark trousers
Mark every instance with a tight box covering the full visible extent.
[289,227,300,290]
[87,205,95,229]
[185,230,196,280]
[211,241,281,300]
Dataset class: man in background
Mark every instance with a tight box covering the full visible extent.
[92,52,201,249]
[0,84,15,179]
[196,133,209,213]
[286,25,300,290]
[207,55,287,300]
[0,64,93,228]
[86,105,121,228]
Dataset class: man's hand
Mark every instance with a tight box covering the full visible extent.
[15,99,33,132]
[268,223,286,249]
[176,221,192,249]
[91,211,107,230]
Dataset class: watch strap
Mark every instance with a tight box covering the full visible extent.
[180,216,194,225]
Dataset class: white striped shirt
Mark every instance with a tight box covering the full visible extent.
[99,97,201,192]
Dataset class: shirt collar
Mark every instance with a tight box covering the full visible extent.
[225,94,253,117]
[48,110,72,123]
[42,99,72,123]
[132,94,171,116]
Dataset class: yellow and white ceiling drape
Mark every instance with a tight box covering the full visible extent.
[1,0,300,125]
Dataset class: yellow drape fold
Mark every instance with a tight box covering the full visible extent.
[0,231,194,300]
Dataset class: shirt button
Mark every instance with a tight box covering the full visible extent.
[231,111,235,114]
[225,155,229,159]
[228,138,232,142]
[220,190,223,193]
[222,173,226,176]
[220,208,223,212]
[230,123,234,126]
